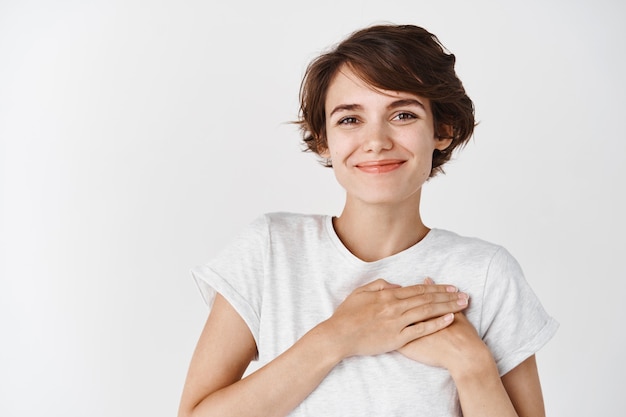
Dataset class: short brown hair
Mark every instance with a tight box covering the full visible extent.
[297,24,475,177]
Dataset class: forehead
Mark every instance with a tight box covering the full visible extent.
[325,64,431,112]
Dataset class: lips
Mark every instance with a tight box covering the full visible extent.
[355,159,405,174]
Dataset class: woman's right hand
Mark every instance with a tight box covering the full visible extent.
[320,278,470,359]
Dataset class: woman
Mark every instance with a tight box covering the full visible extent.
[178,24,558,417]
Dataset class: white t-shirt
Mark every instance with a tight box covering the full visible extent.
[192,212,558,416]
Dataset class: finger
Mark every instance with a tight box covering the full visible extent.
[401,290,469,310]
[423,277,435,285]
[358,278,401,293]
[399,313,455,343]
[392,282,457,299]
[400,293,469,326]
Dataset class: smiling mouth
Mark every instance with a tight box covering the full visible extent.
[355,160,405,174]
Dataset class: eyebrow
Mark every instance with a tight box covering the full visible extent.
[329,104,363,117]
[329,99,425,117]
[388,99,425,111]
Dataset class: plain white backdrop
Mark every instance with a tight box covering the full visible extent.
[1,0,624,415]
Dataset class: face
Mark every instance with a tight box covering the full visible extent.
[322,65,452,207]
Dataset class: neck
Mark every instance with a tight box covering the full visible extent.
[333,193,429,262]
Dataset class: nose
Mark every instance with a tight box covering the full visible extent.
[362,121,393,153]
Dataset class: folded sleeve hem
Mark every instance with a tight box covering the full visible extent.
[190,265,261,351]
[496,317,559,376]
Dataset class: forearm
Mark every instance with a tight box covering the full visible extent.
[189,322,342,417]
[451,351,518,417]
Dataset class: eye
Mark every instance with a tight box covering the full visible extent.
[338,116,359,125]
[392,112,417,121]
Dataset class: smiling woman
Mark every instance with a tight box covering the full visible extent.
[178,24,558,417]
[321,66,448,208]
[299,25,475,176]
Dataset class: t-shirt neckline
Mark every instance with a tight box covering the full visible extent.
[323,215,439,266]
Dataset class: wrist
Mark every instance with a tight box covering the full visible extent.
[449,344,498,384]
[302,319,349,367]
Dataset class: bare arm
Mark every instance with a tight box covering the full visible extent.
[178,279,470,417]
[447,333,518,417]
[502,355,546,417]
[178,293,344,417]
[453,352,545,417]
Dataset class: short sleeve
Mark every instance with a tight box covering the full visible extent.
[190,215,269,350]
[479,247,559,376]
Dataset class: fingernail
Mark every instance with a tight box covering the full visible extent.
[457,294,469,306]
[446,286,457,293]
[443,313,454,322]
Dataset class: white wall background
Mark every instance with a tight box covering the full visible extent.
[1,0,624,415]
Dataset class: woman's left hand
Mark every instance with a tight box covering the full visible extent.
[398,279,535,417]
[397,311,488,370]
[396,279,492,374]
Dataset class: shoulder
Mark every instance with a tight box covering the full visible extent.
[425,229,524,282]
[229,212,320,238]
[428,228,509,262]
[262,212,328,235]
[212,212,328,258]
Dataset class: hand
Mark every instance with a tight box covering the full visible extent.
[396,279,491,374]
[321,278,470,359]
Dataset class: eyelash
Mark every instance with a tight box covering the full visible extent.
[393,112,417,121]
[338,116,359,125]
[337,112,418,126]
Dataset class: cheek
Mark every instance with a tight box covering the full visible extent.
[326,137,349,161]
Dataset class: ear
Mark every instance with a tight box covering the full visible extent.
[435,124,454,151]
